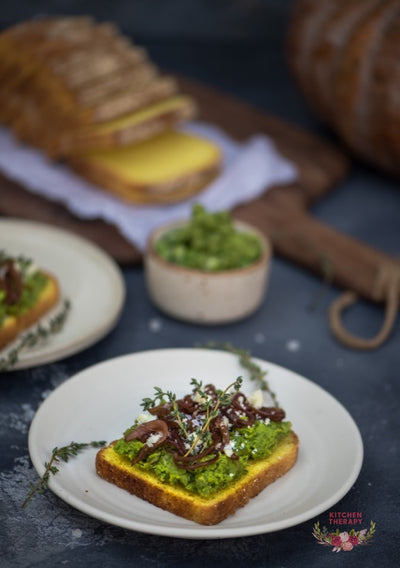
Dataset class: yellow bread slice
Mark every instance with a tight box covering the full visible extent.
[80,96,196,138]
[96,431,299,525]
[0,272,59,351]
[70,130,221,204]
[55,95,197,155]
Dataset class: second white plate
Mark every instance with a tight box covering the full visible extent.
[28,348,363,539]
[0,219,125,369]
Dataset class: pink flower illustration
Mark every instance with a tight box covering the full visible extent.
[342,541,354,551]
[349,534,359,546]
[313,520,375,552]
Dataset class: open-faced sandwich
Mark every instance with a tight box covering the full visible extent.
[96,377,299,525]
[0,251,59,351]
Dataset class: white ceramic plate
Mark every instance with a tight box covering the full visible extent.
[28,348,363,539]
[0,219,125,369]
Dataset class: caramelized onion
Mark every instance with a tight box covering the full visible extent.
[0,260,23,305]
[172,444,219,470]
[124,419,169,465]
[125,419,168,443]
[129,386,285,470]
[257,407,286,422]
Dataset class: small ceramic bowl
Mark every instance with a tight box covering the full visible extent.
[144,219,271,324]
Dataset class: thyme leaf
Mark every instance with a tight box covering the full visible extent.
[0,299,71,372]
[22,440,106,508]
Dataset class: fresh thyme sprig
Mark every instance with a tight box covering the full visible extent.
[184,377,243,456]
[22,440,106,508]
[141,386,174,411]
[198,341,278,406]
[0,299,71,371]
[140,377,243,456]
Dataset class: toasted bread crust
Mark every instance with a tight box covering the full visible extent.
[0,271,59,351]
[96,431,299,525]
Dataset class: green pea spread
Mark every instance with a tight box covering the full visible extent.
[154,204,263,271]
[0,253,48,327]
[114,419,291,498]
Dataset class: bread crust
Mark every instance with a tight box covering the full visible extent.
[96,431,299,525]
[286,0,337,119]
[287,0,400,175]
[333,0,394,151]
[0,271,60,351]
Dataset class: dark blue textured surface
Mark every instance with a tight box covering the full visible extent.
[1,2,399,567]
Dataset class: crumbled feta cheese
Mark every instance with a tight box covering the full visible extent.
[192,391,209,404]
[221,415,230,428]
[146,432,162,447]
[249,389,264,409]
[223,443,234,458]
[191,417,203,429]
[264,418,271,426]
[136,412,154,424]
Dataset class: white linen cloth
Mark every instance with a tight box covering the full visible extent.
[0,122,298,251]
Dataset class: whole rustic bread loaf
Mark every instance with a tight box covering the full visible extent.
[0,16,193,155]
[287,0,400,175]
[0,17,223,204]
